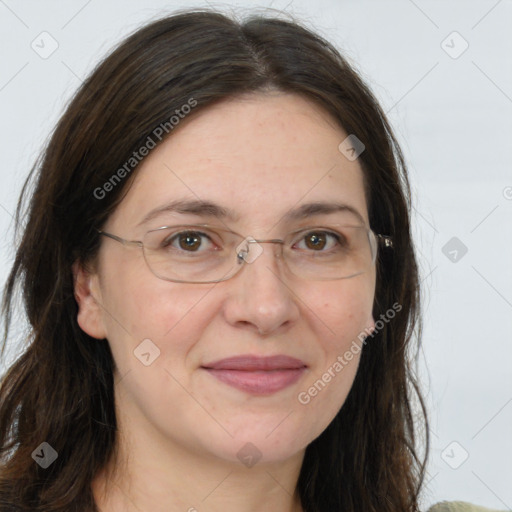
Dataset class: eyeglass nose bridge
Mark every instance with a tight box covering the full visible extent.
[236,237,285,265]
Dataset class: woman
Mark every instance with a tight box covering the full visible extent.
[0,8,478,512]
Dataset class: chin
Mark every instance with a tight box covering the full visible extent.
[203,423,312,466]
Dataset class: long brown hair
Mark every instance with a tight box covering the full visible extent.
[0,9,428,511]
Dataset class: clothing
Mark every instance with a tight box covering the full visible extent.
[428,501,509,512]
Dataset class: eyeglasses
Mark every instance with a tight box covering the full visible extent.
[97,223,393,284]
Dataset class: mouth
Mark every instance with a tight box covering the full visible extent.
[201,355,308,395]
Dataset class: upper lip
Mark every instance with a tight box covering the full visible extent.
[202,355,307,371]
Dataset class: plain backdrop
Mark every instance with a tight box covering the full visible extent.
[0,0,511,509]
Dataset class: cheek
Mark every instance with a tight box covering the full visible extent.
[315,277,376,349]
[98,258,213,371]
[294,281,375,435]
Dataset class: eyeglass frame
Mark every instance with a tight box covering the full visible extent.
[96,224,394,284]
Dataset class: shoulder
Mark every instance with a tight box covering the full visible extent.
[428,501,509,512]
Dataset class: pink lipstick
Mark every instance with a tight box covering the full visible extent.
[201,355,307,395]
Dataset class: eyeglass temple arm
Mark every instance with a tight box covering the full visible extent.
[97,230,142,247]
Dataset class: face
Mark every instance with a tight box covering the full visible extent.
[74,92,376,467]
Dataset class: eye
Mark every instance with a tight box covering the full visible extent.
[294,230,346,252]
[162,230,217,253]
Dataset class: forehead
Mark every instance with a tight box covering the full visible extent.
[108,92,369,231]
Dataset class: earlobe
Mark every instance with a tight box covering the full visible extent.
[72,260,107,340]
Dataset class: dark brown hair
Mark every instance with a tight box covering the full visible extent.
[0,9,428,511]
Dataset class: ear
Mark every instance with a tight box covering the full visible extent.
[366,313,376,337]
[72,259,107,340]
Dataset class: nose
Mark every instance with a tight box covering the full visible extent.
[222,240,300,336]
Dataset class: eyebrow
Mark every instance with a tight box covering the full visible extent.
[137,199,240,226]
[137,198,366,227]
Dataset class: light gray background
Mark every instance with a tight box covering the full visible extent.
[1,0,511,509]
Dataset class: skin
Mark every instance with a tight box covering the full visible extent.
[74,92,376,512]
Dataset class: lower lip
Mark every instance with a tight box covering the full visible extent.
[203,368,306,395]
